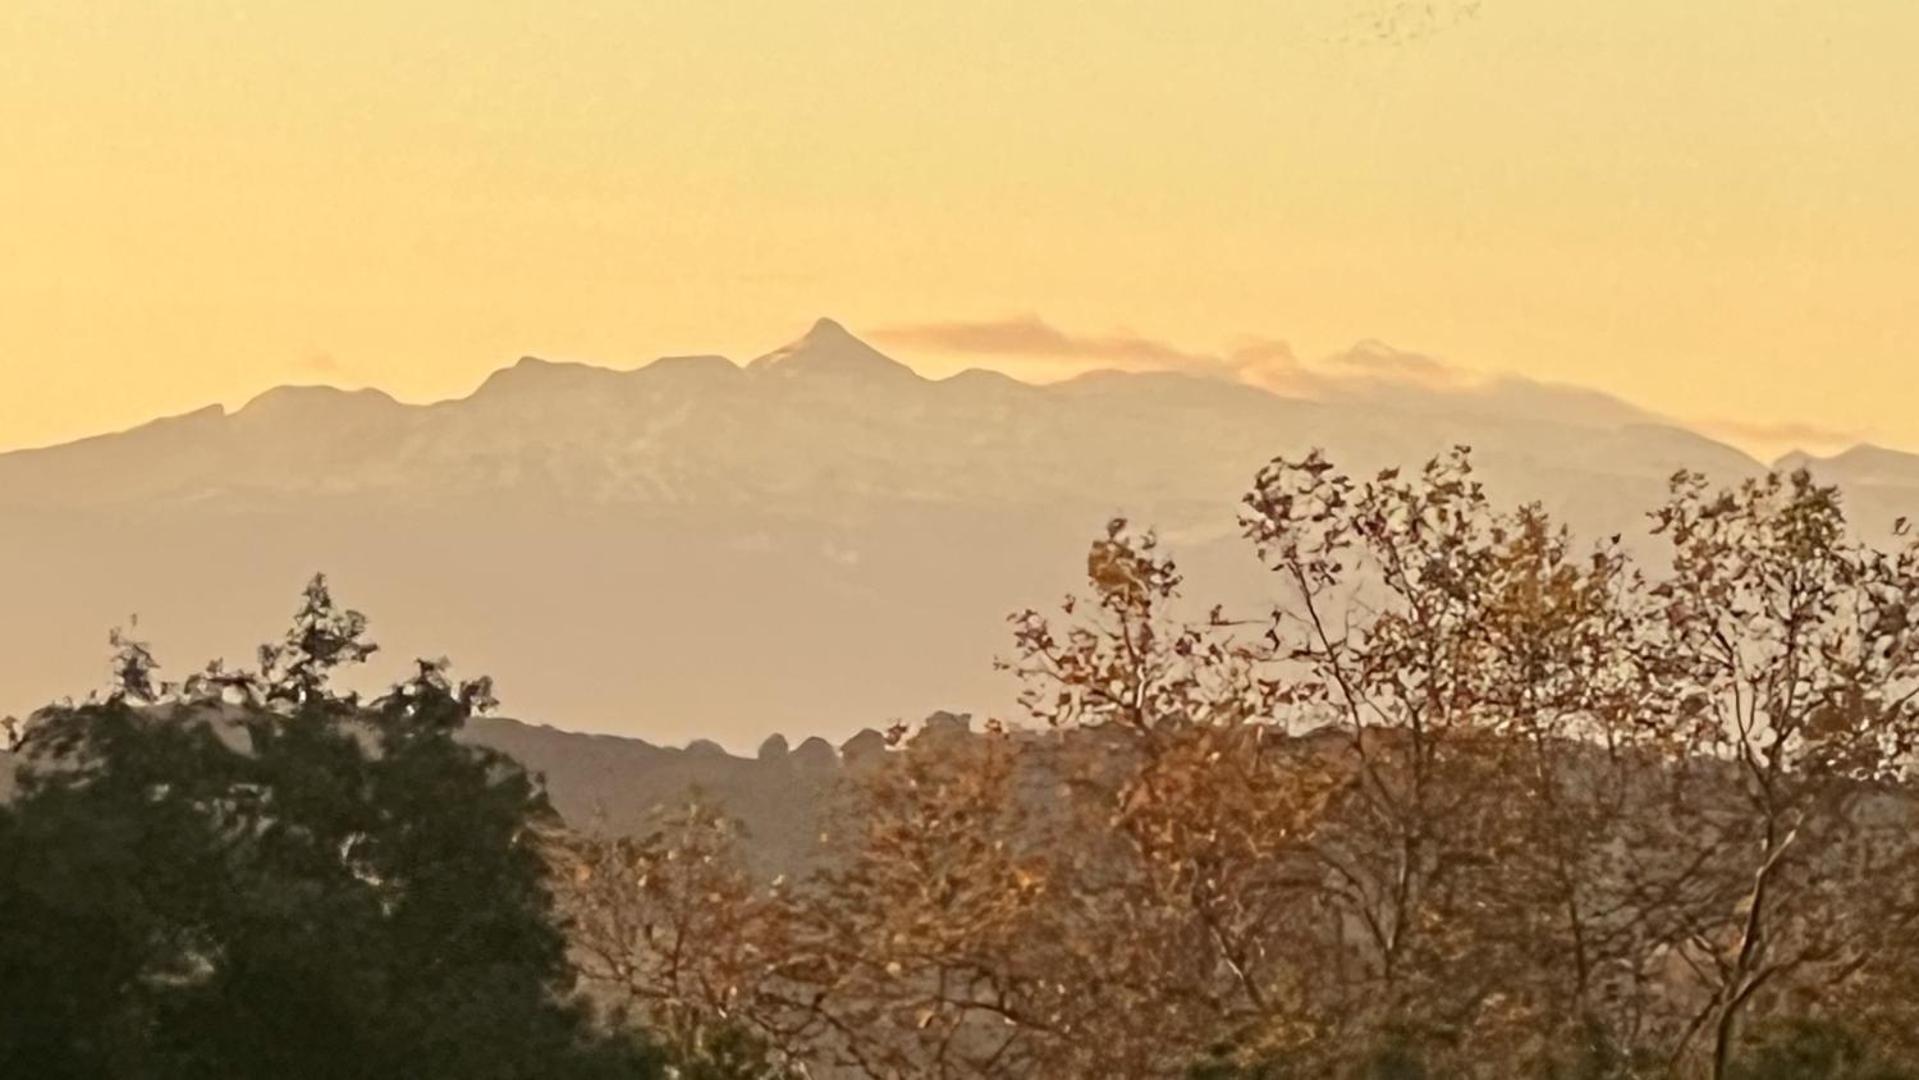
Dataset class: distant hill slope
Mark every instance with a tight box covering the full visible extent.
[1,319,1905,746]
[0,711,896,876]
[457,715,854,875]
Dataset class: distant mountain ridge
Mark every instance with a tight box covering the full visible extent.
[0,318,1770,512]
[1775,443,1919,491]
[2,320,1910,746]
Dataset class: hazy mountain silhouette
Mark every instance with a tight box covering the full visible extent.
[1,320,1904,746]
[1777,443,1919,493]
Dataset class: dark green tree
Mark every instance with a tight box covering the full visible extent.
[0,576,662,1079]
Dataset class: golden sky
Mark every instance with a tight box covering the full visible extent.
[2,1,1914,458]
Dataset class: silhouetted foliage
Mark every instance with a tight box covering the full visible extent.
[0,576,662,1079]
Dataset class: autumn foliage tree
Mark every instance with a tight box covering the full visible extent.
[556,450,1919,1079]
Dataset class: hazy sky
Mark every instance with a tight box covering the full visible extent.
[3,1,1913,457]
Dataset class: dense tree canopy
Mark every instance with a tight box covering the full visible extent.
[0,576,663,1078]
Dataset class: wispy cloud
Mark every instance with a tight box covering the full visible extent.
[872,315,1218,370]
[876,314,1865,457]
[1326,341,1458,386]
[1697,417,1863,452]
[873,315,1315,391]
[300,352,346,377]
[871,315,1675,434]
[874,315,1456,394]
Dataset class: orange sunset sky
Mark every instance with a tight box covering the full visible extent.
[2,1,1914,458]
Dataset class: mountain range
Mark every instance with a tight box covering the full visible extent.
[4,320,1916,747]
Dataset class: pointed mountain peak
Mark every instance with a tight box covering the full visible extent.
[748,319,921,381]
[805,316,855,341]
